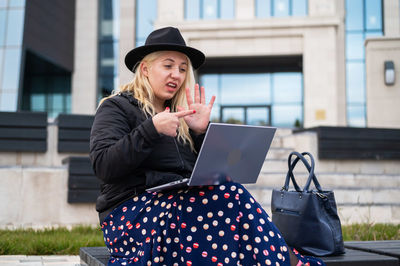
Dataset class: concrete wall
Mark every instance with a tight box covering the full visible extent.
[365,38,400,128]
[156,0,347,128]
[0,167,98,229]
[71,0,98,115]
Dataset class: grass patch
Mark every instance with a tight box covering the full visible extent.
[342,223,400,241]
[0,223,399,255]
[0,225,104,255]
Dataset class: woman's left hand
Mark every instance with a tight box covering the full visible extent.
[177,84,216,134]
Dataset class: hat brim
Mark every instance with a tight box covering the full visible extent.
[125,44,205,72]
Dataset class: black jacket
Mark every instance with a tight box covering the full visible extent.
[89,92,205,213]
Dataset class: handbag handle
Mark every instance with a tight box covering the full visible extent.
[283,152,323,192]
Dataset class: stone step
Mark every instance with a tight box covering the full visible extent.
[245,186,400,225]
[266,147,294,160]
[256,172,400,189]
[246,185,400,205]
[261,157,400,175]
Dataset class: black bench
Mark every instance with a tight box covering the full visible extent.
[63,156,100,203]
[0,111,47,152]
[80,242,400,266]
[294,126,400,160]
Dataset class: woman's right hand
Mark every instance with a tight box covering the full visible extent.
[152,107,195,137]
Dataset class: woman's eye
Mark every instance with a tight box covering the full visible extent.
[180,68,187,72]
[164,65,172,68]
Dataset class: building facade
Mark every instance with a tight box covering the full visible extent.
[0,0,399,126]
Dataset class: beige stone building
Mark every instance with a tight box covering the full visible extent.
[0,0,399,228]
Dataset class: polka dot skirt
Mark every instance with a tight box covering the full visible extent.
[101,182,325,266]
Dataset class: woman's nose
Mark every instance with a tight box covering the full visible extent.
[170,67,181,79]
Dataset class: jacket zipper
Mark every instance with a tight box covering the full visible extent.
[173,138,185,173]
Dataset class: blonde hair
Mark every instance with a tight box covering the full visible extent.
[100,51,196,151]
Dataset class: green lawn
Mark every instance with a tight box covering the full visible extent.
[0,224,399,255]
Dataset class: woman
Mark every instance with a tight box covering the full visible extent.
[90,27,325,266]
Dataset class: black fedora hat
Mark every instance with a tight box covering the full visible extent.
[125,27,205,72]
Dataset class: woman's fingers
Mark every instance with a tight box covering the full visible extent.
[208,95,216,108]
[175,109,195,118]
[200,86,206,104]
[185,87,193,106]
[194,83,200,104]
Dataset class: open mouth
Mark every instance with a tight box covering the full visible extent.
[166,82,178,92]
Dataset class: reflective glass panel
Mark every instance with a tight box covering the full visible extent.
[346,62,365,103]
[346,0,363,30]
[0,91,17,111]
[292,0,307,16]
[247,107,269,126]
[273,0,289,17]
[185,0,200,20]
[0,10,6,46]
[203,0,217,19]
[365,0,382,31]
[272,73,302,103]
[346,33,364,60]
[220,0,235,19]
[2,48,21,89]
[6,9,24,46]
[347,105,365,127]
[136,0,157,46]
[256,0,271,17]
[365,31,383,38]
[221,74,270,105]
[31,93,46,111]
[200,74,220,121]
[9,0,25,7]
[0,0,7,8]
[272,104,302,127]
[222,107,244,124]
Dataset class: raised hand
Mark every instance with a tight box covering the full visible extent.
[177,84,216,134]
[152,107,195,137]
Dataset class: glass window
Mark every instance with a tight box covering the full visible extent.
[30,93,46,112]
[247,107,269,126]
[346,62,365,104]
[0,10,6,46]
[272,73,302,103]
[0,0,7,8]
[6,9,24,46]
[220,74,270,105]
[346,33,364,60]
[9,0,25,7]
[222,107,244,124]
[365,0,382,31]
[345,0,363,31]
[185,0,234,20]
[347,105,365,127]
[0,91,17,111]
[200,71,303,127]
[292,0,307,16]
[273,0,289,17]
[2,48,21,89]
[185,0,200,20]
[272,104,302,127]
[345,0,383,127]
[220,0,235,19]
[203,0,218,19]
[256,0,271,17]
[136,0,157,46]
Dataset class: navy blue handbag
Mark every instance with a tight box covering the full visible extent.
[271,151,345,256]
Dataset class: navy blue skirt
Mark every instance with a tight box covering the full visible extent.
[101,182,325,266]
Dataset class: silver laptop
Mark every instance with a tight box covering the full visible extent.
[146,123,276,192]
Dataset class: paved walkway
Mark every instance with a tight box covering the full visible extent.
[0,255,86,266]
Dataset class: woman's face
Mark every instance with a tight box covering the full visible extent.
[142,51,188,107]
